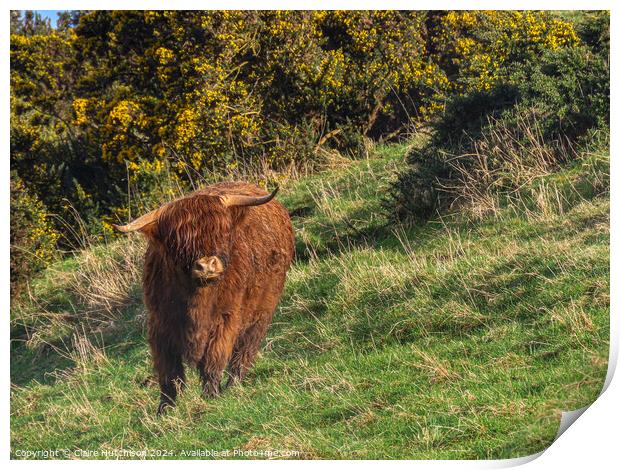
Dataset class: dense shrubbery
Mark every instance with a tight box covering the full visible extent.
[10,175,60,291]
[389,11,609,222]
[10,10,599,289]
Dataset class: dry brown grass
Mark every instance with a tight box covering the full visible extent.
[550,300,595,336]
[13,233,146,363]
[409,346,462,383]
[438,112,579,221]
[69,236,145,319]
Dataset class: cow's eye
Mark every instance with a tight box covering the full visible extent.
[219,253,230,268]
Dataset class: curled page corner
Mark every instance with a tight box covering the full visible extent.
[492,345,617,468]
[544,341,617,456]
[554,405,590,441]
[489,404,597,468]
[550,348,615,446]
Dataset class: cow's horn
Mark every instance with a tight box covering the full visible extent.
[113,208,162,233]
[220,187,279,208]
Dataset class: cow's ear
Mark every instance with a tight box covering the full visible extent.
[113,207,162,238]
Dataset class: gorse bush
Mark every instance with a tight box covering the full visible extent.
[431,11,579,92]
[69,11,449,170]
[11,11,446,243]
[10,175,60,292]
[389,11,609,222]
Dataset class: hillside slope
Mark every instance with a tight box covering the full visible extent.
[11,141,609,459]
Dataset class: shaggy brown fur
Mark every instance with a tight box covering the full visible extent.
[119,182,294,414]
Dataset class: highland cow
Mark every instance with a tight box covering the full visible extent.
[115,182,294,414]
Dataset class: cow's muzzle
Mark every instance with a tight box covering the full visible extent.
[192,256,225,283]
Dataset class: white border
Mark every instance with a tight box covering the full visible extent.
[4,2,616,467]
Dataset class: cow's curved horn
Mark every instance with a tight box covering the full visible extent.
[113,207,162,233]
[220,187,279,208]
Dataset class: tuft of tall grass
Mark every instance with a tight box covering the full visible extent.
[437,111,575,219]
[69,237,145,319]
[12,234,146,358]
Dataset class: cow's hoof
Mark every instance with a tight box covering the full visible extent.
[203,383,221,399]
[226,376,241,389]
[157,400,174,416]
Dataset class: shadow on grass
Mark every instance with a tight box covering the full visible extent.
[292,206,400,263]
[10,293,147,388]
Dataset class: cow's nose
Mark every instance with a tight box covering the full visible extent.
[192,256,223,278]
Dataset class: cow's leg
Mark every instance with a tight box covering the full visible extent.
[227,316,272,388]
[151,344,185,415]
[198,312,239,398]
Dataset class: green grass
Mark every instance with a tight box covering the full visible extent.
[10,139,609,459]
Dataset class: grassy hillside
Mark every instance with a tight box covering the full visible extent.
[10,139,609,459]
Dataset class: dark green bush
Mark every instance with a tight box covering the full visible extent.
[511,45,609,142]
